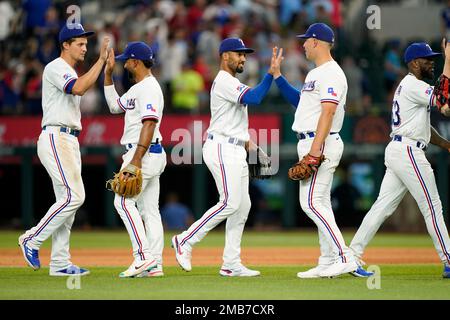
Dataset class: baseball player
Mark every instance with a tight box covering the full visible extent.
[271,23,366,278]
[18,24,109,276]
[171,38,282,276]
[104,42,166,278]
[350,41,450,278]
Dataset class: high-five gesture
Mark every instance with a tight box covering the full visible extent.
[268,46,283,78]
[105,48,115,75]
[99,36,110,63]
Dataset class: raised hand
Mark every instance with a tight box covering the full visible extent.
[268,46,283,78]
[105,47,115,75]
[99,36,110,62]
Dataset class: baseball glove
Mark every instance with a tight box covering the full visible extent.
[248,147,273,179]
[288,153,325,181]
[433,74,450,116]
[106,163,143,197]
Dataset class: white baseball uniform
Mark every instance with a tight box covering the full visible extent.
[350,73,450,265]
[176,70,251,269]
[293,60,353,266]
[104,75,166,268]
[21,57,85,272]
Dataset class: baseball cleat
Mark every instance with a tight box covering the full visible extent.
[49,265,90,276]
[119,259,157,278]
[443,263,450,278]
[319,260,358,278]
[171,235,192,272]
[297,265,330,279]
[136,265,164,277]
[350,266,374,278]
[18,234,40,270]
[219,265,260,277]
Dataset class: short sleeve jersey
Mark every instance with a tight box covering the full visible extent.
[292,60,347,133]
[390,73,436,144]
[117,76,164,145]
[41,57,81,130]
[206,70,250,141]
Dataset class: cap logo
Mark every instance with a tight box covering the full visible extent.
[239,39,244,46]
[426,44,431,50]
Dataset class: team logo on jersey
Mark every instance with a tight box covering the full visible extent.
[301,80,316,92]
[146,104,156,112]
[425,87,433,95]
[327,87,337,97]
[63,73,71,80]
[237,84,247,92]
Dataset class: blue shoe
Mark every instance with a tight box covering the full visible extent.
[443,264,450,278]
[49,265,90,277]
[350,266,374,278]
[18,235,40,270]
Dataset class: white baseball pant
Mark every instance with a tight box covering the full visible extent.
[177,138,251,269]
[114,147,166,265]
[298,133,354,265]
[22,127,85,271]
[350,141,450,264]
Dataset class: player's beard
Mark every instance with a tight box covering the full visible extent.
[127,69,135,83]
[421,66,434,80]
[236,65,244,73]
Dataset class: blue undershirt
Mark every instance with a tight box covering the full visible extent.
[274,75,300,108]
[240,73,274,105]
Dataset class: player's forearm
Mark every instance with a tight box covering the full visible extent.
[104,70,113,86]
[131,120,157,164]
[443,56,450,78]
[104,85,124,114]
[240,73,273,105]
[274,75,300,107]
[430,126,450,150]
[72,58,105,95]
[309,107,335,156]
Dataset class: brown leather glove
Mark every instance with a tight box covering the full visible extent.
[288,153,325,181]
[106,163,143,197]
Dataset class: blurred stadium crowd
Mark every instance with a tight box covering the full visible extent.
[0,0,447,117]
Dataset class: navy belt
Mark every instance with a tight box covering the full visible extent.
[126,142,163,154]
[296,132,338,140]
[207,133,246,147]
[42,126,80,137]
[392,135,427,151]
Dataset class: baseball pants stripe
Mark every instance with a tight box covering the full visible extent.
[408,146,450,263]
[180,144,229,246]
[121,196,145,261]
[308,170,346,263]
[24,133,72,242]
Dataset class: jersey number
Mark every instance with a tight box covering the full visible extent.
[392,100,401,126]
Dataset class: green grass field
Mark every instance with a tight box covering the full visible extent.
[0,230,437,248]
[1,230,449,300]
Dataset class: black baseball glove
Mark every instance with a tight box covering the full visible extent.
[434,74,450,116]
[247,146,273,179]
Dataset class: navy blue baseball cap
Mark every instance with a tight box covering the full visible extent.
[116,42,154,61]
[404,42,441,64]
[59,23,95,43]
[297,23,335,44]
[219,38,254,54]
